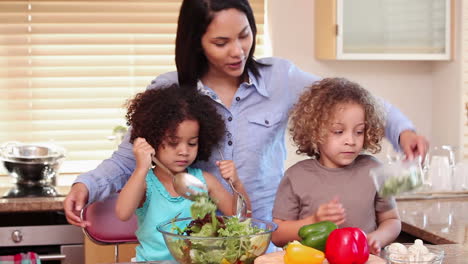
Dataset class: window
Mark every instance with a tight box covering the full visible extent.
[0,0,267,173]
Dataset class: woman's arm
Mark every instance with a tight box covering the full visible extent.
[367,208,401,255]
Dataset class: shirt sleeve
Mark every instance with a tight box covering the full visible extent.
[272,173,301,221]
[380,98,415,152]
[74,130,136,203]
[74,73,178,204]
[374,192,397,213]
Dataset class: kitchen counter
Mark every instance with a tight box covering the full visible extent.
[397,195,468,244]
[254,244,468,264]
[0,186,70,212]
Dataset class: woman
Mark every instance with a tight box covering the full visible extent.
[64,0,428,227]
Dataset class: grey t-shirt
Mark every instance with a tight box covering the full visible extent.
[272,155,396,233]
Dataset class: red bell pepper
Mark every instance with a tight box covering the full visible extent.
[325,227,369,264]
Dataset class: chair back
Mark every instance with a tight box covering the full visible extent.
[80,193,138,244]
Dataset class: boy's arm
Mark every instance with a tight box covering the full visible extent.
[367,208,402,254]
[272,216,315,247]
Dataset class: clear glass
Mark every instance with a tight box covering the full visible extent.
[342,0,447,54]
[422,145,456,191]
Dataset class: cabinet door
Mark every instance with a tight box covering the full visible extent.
[84,235,137,264]
[315,0,453,60]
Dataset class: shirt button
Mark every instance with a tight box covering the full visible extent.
[228,116,233,122]
[228,140,233,146]
[235,97,241,101]
[227,132,232,138]
[265,120,269,125]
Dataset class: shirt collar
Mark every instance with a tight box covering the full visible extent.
[247,70,269,98]
[196,70,269,101]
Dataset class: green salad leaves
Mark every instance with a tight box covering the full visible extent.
[167,193,269,264]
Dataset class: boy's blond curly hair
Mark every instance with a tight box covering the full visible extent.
[289,77,385,158]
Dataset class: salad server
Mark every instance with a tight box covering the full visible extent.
[218,149,248,218]
[151,156,207,200]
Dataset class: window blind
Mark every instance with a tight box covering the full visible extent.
[0,0,267,169]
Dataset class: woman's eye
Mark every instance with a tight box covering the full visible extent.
[214,42,226,47]
[239,34,249,39]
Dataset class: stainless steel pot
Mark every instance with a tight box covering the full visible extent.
[0,142,65,185]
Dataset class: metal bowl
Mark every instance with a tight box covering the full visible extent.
[0,142,65,185]
[2,160,61,185]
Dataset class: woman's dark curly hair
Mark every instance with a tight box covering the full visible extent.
[289,77,385,159]
[126,84,226,162]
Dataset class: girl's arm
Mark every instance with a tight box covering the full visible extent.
[115,138,154,221]
[367,208,402,255]
[204,160,251,216]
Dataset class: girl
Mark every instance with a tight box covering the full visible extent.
[272,78,401,255]
[115,84,250,261]
[65,0,427,229]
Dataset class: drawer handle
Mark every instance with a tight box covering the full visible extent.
[38,254,66,261]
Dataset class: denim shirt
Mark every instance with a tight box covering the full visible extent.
[75,57,414,221]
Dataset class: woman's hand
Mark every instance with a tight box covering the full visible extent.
[216,160,239,186]
[63,183,90,227]
[314,197,346,225]
[399,130,429,160]
[132,137,155,171]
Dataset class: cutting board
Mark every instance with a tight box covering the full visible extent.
[254,251,385,264]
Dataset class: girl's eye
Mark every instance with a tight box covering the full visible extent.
[356,130,364,135]
[188,142,198,147]
[333,130,343,135]
[168,141,178,147]
[214,42,226,47]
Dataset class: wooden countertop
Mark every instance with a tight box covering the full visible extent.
[397,195,468,244]
[255,245,468,264]
[0,186,70,212]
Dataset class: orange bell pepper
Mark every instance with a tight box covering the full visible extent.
[284,241,325,264]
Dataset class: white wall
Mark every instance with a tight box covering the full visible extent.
[265,0,463,166]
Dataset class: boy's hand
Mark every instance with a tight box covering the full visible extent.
[314,197,346,225]
[132,137,155,170]
[367,233,382,255]
[216,160,239,185]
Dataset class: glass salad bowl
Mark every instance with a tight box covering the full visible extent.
[157,217,277,264]
[383,243,444,264]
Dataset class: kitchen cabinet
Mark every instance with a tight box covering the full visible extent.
[315,0,453,60]
[84,236,137,264]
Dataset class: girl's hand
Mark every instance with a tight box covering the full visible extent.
[132,137,155,170]
[367,233,382,255]
[314,197,346,225]
[216,160,239,185]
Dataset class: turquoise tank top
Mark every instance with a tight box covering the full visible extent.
[134,167,205,261]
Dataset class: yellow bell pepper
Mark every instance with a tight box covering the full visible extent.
[284,240,325,264]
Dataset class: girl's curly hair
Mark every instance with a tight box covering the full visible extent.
[126,84,226,162]
[289,77,385,158]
